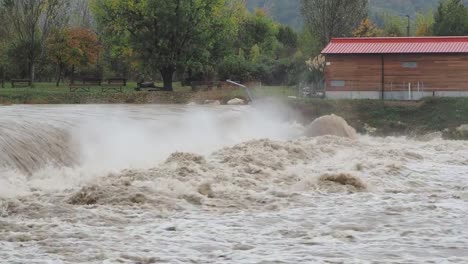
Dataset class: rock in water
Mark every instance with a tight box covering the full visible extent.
[204,100,221,105]
[304,114,357,139]
[456,124,468,132]
[227,98,245,105]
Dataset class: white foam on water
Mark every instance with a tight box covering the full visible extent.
[0,104,467,263]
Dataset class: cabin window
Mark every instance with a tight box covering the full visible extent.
[331,80,345,87]
[402,62,418,68]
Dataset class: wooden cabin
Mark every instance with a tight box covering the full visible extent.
[321,37,468,100]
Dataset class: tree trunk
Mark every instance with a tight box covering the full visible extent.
[56,63,62,87]
[160,67,175,91]
[28,58,35,83]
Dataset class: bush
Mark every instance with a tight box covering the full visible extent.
[218,55,254,82]
[218,54,307,86]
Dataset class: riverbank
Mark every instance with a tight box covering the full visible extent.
[0,82,247,104]
[291,97,468,140]
[0,83,467,139]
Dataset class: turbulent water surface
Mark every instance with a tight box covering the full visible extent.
[0,104,467,264]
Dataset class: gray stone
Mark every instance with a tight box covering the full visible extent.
[227,98,245,105]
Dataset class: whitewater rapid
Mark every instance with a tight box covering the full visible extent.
[0,104,467,263]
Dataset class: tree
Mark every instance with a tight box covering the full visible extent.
[69,0,94,28]
[433,0,468,36]
[0,0,70,83]
[246,0,303,30]
[0,4,12,79]
[93,0,232,91]
[381,13,406,37]
[353,18,383,37]
[47,27,101,86]
[301,0,368,47]
[277,25,298,56]
[237,9,279,58]
[415,10,435,36]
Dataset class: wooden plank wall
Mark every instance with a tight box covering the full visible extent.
[385,54,468,91]
[325,54,468,91]
[325,55,381,91]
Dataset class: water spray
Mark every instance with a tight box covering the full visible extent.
[226,80,254,102]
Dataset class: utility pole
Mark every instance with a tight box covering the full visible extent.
[406,15,410,37]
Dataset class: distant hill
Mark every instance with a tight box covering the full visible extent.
[245,0,303,29]
[245,0,468,30]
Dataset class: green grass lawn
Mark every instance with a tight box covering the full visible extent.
[0,81,297,99]
[0,81,139,94]
[0,81,299,104]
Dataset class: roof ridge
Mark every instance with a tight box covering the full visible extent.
[331,37,468,43]
[322,37,468,54]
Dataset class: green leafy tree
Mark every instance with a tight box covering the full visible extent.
[93,0,233,91]
[249,44,261,62]
[433,0,468,36]
[237,9,279,58]
[92,0,134,79]
[276,25,298,57]
[381,13,406,37]
[0,5,12,80]
[415,10,435,36]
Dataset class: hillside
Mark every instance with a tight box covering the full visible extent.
[246,0,468,30]
[245,0,303,29]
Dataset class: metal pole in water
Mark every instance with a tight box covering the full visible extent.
[226,80,254,102]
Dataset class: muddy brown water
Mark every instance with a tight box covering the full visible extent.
[0,104,467,263]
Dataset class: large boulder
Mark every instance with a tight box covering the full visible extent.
[227,98,245,105]
[304,114,357,139]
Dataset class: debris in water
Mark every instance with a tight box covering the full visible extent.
[319,173,367,191]
[165,226,177,231]
[197,183,214,198]
[204,100,221,105]
[130,193,147,204]
[165,152,206,165]
[67,186,99,205]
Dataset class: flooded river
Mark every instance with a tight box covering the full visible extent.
[0,104,467,263]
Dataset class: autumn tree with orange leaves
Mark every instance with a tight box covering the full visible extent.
[353,18,383,37]
[48,28,101,86]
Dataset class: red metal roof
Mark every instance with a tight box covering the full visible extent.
[321,37,468,54]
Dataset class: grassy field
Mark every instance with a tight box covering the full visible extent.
[0,81,297,104]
